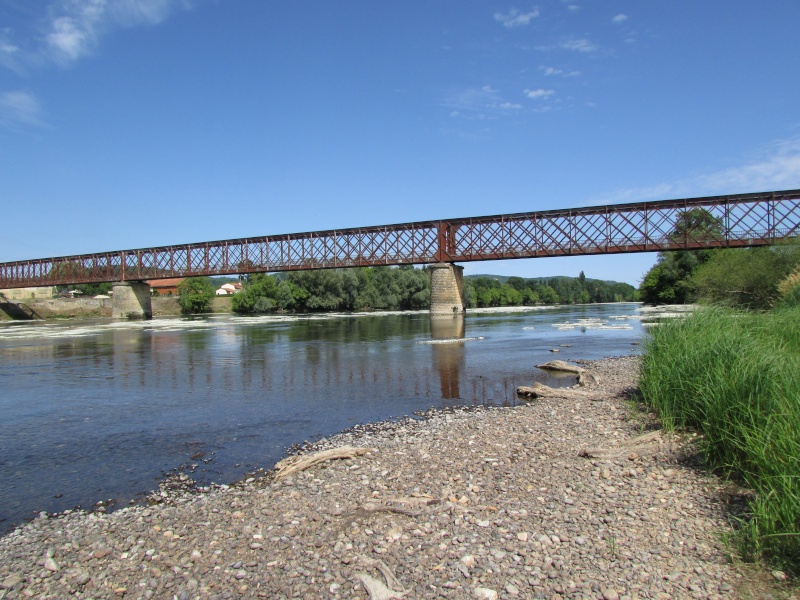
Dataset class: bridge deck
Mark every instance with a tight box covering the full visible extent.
[1,189,799,288]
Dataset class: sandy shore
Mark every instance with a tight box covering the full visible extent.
[0,356,792,599]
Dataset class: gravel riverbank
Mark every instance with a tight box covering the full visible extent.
[0,356,789,599]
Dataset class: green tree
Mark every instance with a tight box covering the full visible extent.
[690,242,800,309]
[521,287,539,305]
[500,285,523,306]
[537,285,560,305]
[639,208,723,305]
[275,280,296,310]
[506,276,527,292]
[177,277,215,314]
[395,266,429,310]
[232,273,279,313]
[288,270,345,311]
[639,254,699,305]
[463,278,477,308]
[671,207,724,245]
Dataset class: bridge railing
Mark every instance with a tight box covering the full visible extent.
[1,189,799,288]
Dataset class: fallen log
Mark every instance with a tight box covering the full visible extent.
[578,430,671,459]
[536,359,600,385]
[517,382,595,400]
[273,446,369,480]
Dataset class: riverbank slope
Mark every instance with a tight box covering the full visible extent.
[0,356,791,599]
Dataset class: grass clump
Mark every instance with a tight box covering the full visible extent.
[639,306,800,571]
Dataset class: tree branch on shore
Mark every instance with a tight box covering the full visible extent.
[517,382,596,400]
[273,446,370,480]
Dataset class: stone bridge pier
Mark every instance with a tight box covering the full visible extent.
[429,263,466,315]
[112,281,152,319]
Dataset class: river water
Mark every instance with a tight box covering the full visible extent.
[0,303,646,534]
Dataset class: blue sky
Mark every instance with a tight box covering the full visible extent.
[2,1,800,285]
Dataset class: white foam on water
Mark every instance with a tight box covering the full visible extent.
[417,336,485,345]
[0,317,223,340]
[468,306,553,314]
[550,318,612,331]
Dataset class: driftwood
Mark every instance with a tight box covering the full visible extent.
[356,558,408,599]
[517,382,595,400]
[536,359,600,386]
[356,573,408,600]
[273,446,369,480]
[578,430,673,460]
[355,503,424,518]
[354,495,442,518]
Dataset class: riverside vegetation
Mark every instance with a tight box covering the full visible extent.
[640,306,800,574]
[637,216,800,576]
[171,267,635,315]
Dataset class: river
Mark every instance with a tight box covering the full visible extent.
[0,303,646,534]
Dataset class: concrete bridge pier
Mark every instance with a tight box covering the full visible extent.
[112,281,152,319]
[429,263,466,315]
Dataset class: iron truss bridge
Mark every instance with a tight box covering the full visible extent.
[1,189,799,289]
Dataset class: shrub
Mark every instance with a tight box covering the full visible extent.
[176,278,215,314]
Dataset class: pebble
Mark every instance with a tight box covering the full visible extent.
[43,557,59,572]
[0,357,766,598]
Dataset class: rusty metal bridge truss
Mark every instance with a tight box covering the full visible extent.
[2,189,799,289]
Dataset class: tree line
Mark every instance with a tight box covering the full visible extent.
[174,266,635,314]
[467,274,635,308]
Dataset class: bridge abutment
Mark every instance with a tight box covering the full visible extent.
[429,263,466,315]
[112,281,152,319]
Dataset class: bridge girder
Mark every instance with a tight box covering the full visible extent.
[1,189,799,289]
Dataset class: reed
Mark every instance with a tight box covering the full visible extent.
[639,307,800,571]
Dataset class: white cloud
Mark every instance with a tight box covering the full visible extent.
[540,66,580,77]
[560,38,598,53]
[494,9,540,29]
[443,86,530,119]
[524,88,555,99]
[19,0,193,66]
[443,86,502,113]
[47,14,95,62]
[612,14,628,24]
[0,90,44,128]
[0,30,24,71]
[567,4,579,11]
[599,137,800,203]
[495,102,522,110]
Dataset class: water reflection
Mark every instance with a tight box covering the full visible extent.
[430,315,465,400]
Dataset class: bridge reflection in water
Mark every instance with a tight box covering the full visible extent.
[430,315,466,400]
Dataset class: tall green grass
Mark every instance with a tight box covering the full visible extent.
[640,307,800,571]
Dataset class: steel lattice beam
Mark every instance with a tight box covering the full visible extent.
[1,189,799,289]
